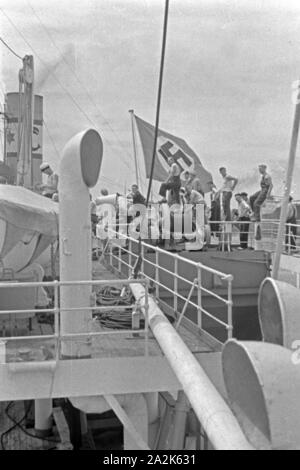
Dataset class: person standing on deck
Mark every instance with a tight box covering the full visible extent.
[218,167,238,221]
[38,163,59,198]
[250,164,273,222]
[159,157,181,205]
[285,196,297,251]
[235,193,251,249]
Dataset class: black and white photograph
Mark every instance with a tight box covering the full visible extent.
[0,0,300,453]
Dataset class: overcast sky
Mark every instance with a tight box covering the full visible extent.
[1,0,300,196]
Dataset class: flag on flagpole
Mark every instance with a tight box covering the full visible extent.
[134,114,214,193]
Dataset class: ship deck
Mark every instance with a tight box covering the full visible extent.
[0,261,219,450]
[3,261,214,365]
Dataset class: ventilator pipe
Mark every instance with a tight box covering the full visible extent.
[34,130,102,435]
[130,283,253,450]
[258,277,300,349]
[223,340,300,450]
[59,129,102,358]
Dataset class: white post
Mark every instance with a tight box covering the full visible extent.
[273,80,300,279]
[35,398,52,437]
[174,257,178,315]
[129,238,132,275]
[227,275,233,339]
[155,250,159,298]
[0,340,6,364]
[170,391,189,449]
[197,263,202,328]
[144,392,159,449]
[59,129,103,358]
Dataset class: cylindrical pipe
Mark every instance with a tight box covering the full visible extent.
[223,340,300,449]
[258,277,300,349]
[130,282,253,450]
[0,340,6,364]
[144,392,160,449]
[59,129,102,358]
[170,391,189,450]
[34,398,52,437]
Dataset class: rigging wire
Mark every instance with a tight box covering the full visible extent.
[43,118,60,161]
[1,5,133,174]
[0,7,139,185]
[0,81,20,138]
[0,401,29,450]
[0,36,23,60]
[25,0,135,172]
[44,118,120,189]
[133,0,170,279]
[146,0,169,205]
[0,8,104,133]
[1,401,59,450]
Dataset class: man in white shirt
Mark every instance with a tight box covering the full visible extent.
[235,193,251,249]
[38,162,59,198]
[184,188,204,205]
[249,164,273,222]
[219,167,238,221]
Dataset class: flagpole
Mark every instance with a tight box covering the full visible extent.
[129,109,140,186]
[272,79,300,279]
[146,0,169,204]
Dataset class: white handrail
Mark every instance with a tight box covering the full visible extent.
[130,282,253,450]
[0,278,151,358]
[107,231,234,342]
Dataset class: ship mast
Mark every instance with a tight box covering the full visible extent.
[17,55,34,188]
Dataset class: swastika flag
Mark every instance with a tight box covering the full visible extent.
[134,114,213,193]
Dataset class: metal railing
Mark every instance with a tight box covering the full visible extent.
[0,278,150,363]
[259,219,300,254]
[208,219,300,253]
[209,220,255,251]
[106,230,233,347]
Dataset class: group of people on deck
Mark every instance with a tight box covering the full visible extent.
[36,154,297,252]
[155,157,295,250]
[123,158,298,251]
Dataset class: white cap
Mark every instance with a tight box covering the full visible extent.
[40,162,50,172]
